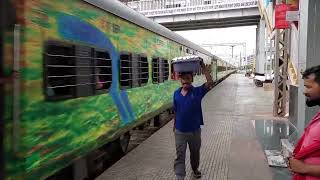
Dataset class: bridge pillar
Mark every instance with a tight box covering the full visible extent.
[255,19,266,74]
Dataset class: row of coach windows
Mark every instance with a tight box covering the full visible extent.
[44,42,169,101]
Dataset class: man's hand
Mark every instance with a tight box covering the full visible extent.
[289,158,308,174]
[289,158,320,177]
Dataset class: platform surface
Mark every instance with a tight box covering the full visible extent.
[97,74,284,180]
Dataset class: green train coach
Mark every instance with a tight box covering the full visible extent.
[0,0,235,179]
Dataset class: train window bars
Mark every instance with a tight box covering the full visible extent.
[139,56,149,86]
[152,58,169,84]
[44,41,112,101]
[217,66,225,72]
[120,53,149,88]
[152,57,159,83]
[95,50,112,92]
[152,58,159,84]
[162,59,169,82]
[120,53,133,89]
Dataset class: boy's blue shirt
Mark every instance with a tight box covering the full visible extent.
[173,84,208,132]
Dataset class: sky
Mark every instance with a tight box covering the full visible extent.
[175,26,257,66]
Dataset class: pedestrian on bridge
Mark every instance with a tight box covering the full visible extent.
[173,61,213,180]
[289,65,320,180]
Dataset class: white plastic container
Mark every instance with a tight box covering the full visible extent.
[172,56,202,73]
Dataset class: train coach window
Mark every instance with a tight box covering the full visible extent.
[44,42,112,101]
[74,46,96,97]
[152,58,159,83]
[217,66,225,72]
[162,59,169,82]
[120,53,133,89]
[95,51,112,92]
[153,58,169,83]
[45,43,76,100]
[139,56,149,86]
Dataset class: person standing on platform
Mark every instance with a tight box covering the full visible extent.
[289,65,320,180]
[173,60,213,180]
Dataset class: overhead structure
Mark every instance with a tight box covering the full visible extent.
[122,0,260,31]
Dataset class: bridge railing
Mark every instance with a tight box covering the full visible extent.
[126,0,258,17]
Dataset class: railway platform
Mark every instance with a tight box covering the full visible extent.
[96,74,292,180]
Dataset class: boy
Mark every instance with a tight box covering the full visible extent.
[173,61,213,180]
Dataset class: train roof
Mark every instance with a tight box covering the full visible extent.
[84,0,216,58]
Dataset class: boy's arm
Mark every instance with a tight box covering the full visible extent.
[200,61,214,90]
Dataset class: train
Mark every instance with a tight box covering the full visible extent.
[0,0,235,179]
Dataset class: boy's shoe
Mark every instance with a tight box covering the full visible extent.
[193,170,202,179]
[176,175,185,180]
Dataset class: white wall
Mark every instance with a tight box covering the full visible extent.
[289,24,299,74]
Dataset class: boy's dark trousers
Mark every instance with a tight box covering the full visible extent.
[174,128,201,179]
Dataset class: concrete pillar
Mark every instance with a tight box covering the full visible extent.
[296,0,320,134]
[255,19,266,74]
[265,37,272,75]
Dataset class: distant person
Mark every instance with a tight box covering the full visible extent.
[95,68,104,90]
[288,65,320,180]
[46,84,55,97]
[173,60,214,180]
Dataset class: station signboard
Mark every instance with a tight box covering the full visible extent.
[275,3,291,29]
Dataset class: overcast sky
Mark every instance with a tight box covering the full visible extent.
[175,26,257,66]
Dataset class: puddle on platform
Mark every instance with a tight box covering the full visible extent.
[252,119,299,180]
